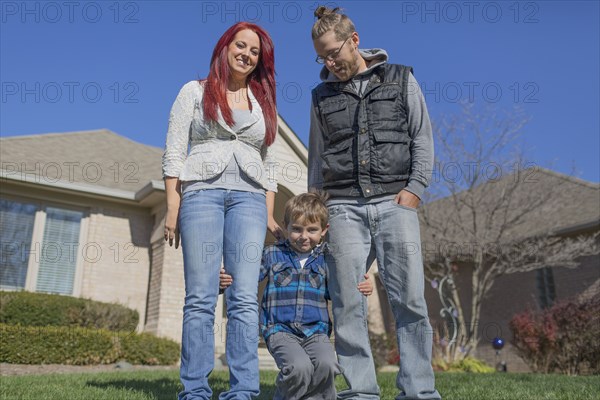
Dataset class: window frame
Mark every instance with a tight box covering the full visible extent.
[0,194,89,296]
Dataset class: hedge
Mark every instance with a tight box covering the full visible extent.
[0,291,138,332]
[0,324,180,365]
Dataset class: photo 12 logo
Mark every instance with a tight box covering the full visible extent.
[199,1,339,23]
[1,241,140,265]
[1,82,140,104]
[430,162,540,184]
[400,1,540,24]
[413,81,540,104]
[1,161,140,185]
[1,1,140,24]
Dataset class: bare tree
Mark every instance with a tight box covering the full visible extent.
[420,103,600,363]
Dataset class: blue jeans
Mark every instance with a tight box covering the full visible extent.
[178,189,266,400]
[326,200,441,400]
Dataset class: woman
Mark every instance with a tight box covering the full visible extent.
[162,22,282,400]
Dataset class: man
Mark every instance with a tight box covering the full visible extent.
[308,6,441,400]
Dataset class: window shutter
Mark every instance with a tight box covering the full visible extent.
[36,207,83,295]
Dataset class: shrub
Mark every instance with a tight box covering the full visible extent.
[433,355,495,373]
[446,357,495,373]
[0,324,179,365]
[0,291,138,332]
[509,295,600,375]
[368,331,402,370]
[368,331,392,370]
[119,332,181,365]
[387,345,400,366]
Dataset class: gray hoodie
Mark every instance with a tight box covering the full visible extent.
[319,48,389,83]
[308,48,434,202]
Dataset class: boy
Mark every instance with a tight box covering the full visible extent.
[220,192,373,400]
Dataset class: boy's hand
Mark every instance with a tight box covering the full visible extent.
[357,273,374,296]
[219,268,233,290]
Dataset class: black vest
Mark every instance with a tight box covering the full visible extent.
[312,64,413,198]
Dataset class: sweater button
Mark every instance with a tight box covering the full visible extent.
[360,128,366,134]
[230,134,236,140]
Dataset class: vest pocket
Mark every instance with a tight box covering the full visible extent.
[368,88,399,122]
[321,138,355,184]
[371,130,410,181]
[320,96,349,134]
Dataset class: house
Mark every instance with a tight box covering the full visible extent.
[2,125,597,372]
[0,118,307,362]
[465,169,599,371]
[367,168,599,372]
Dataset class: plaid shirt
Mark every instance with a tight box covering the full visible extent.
[259,241,331,341]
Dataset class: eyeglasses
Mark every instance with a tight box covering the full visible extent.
[315,36,351,64]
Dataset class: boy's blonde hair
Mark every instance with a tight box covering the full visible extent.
[311,6,355,41]
[283,191,330,229]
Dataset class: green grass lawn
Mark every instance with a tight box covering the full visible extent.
[1,370,599,400]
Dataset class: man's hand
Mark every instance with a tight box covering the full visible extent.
[394,189,420,209]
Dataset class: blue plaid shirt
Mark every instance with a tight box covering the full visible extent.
[259,241,331,341]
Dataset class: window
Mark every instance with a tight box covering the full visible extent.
[0,198,84,295]
[0,199,37,290]
[536,267,556,309]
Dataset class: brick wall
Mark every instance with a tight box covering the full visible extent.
[80,206,154,331]
[151,239,185,341]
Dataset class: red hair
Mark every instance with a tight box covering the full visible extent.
[201,22,277,146]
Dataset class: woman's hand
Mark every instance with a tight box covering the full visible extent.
[164,177,181,248]
[164,207,180,248]
[268,217,285,241]
[357,273,374,297]
[266,191,285,241]
[219,268,233,290]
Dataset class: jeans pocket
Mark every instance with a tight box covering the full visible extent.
[248,190,266,199]
[327,205,346,220]
[181,188,205,202]
[391,200,417,212]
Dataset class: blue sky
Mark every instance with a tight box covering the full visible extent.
[2,0,599,182]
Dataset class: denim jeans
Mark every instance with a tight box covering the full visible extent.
[326,200,441,400]
[178,189,266,400]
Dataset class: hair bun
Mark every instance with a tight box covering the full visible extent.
[314,6,340,19]
[314,6,327,19]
